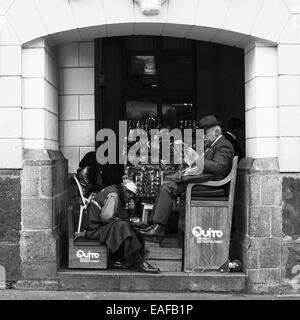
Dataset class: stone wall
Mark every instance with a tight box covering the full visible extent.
[232,158,284,293]
[0,170,21,281]
[19,150,68,284]
[281,174,300,293]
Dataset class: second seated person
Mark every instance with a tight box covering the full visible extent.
[139,115,234,242]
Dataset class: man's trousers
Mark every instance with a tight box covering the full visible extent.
[149,175,220,226]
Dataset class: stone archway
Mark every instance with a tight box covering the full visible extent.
[19,36,282,293]
[2,0,292,168]
[2,0,299,293]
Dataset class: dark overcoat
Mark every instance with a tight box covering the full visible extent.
[83,184,143,259]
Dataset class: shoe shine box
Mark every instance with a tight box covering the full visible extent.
[69,238,108,269]
[68,204,108,269]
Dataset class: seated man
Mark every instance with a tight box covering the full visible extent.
[139,115,234,242]
[76,168,159,273]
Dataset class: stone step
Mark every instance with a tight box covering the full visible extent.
[144,239,183,272]
[57,269,247,292]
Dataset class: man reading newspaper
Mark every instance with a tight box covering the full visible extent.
[138,115,234,242]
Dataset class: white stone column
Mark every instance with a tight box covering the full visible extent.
[244,40,278,159]
[0,14,23,281]
[278,44,300,172]
[22,38,59,150]
[58,41,95,173]
[277,10,300,294]
[19,39,68,284]
[237,40,283,293]
[0,16,22,169]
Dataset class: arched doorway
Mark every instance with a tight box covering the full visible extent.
[4,0,289,293]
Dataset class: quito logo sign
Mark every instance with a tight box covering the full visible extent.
[76,250,100,263]
[192,226,224,244]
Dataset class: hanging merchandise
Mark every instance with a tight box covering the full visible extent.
[124,116,204,201]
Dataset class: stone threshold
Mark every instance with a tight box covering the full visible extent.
[56,269,247,292]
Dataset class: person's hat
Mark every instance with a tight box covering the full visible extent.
[198,115,222,130]
[123,179,137,195]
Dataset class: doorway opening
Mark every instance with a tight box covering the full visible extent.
[92,35,245,271]
[95,35,245,184]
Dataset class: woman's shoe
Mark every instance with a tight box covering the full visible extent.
[110,260,132,270]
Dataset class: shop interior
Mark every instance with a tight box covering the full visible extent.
[95,35,245,183]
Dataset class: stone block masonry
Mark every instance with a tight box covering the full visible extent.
[19,149,68,282]
[281,174,300,293]
[232,158,284,293]
[0,170,21,281]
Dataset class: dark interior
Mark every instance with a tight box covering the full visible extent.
[95,35,245,185]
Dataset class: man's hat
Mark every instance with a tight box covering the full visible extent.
[198,115,222,130]
[123,179,137,195]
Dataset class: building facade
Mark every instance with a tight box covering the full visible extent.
[0,0,300,293]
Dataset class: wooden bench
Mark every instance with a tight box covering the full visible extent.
[179,156,238,272]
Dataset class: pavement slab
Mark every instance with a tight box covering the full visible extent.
[0,290,300,300]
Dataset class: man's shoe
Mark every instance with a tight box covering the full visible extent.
[137,223,155,232]
[130,260,160,273]
[138,223,166,242]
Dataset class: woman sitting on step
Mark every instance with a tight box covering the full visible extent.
[76,166,159,274]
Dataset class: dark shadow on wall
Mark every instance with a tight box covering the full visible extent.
[0,170,21,281]
[282,177,300,279]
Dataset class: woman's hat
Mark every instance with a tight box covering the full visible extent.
[198,115,222,129]
[123,179,137,195]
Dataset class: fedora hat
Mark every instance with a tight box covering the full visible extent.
[198,115,222,130]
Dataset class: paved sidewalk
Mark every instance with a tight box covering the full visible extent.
[0,290,300,300]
